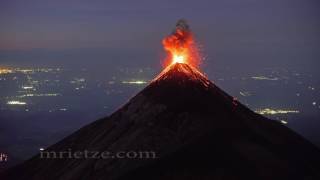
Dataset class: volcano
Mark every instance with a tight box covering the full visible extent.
[1,63,320,180]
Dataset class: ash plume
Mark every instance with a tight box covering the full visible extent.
[162,19,201,68]
[170,19,192,45]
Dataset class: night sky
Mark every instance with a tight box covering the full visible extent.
[0,0,319,73]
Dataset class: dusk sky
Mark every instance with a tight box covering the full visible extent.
[0,0,319,72]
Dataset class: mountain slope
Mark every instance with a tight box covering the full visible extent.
[2,63,320,180]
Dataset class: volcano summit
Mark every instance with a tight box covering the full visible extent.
[1,62,320,180]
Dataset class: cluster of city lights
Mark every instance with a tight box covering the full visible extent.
[0,67,62,75]
[251,76,279,81]
[255,108,299,115]
[0,68,13,74]
[121,80,147,85]
[7,101,27,105]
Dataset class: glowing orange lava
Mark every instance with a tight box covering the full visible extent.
[162,19,201,69]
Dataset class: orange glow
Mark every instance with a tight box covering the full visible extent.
[162,20,201,69]
[0,68,12,74]
[173,54,185,64]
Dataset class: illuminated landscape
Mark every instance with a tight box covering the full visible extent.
[1,61,320,179]
[0,64,319,170]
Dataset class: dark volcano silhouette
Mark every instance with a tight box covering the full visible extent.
[1,63,320,180]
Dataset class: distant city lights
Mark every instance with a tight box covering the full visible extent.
[7,101,27,105]
[239,91,252,97]
[70,78,86,84]
[22,86,35,90]
[122,80,148,84]
[0,68,13,74]
[308,86,315,91]
[1,66,318,118]
[15,93,60,98]
[251,76,279,81]
[0,67,62,75]
[255,108,299,115]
